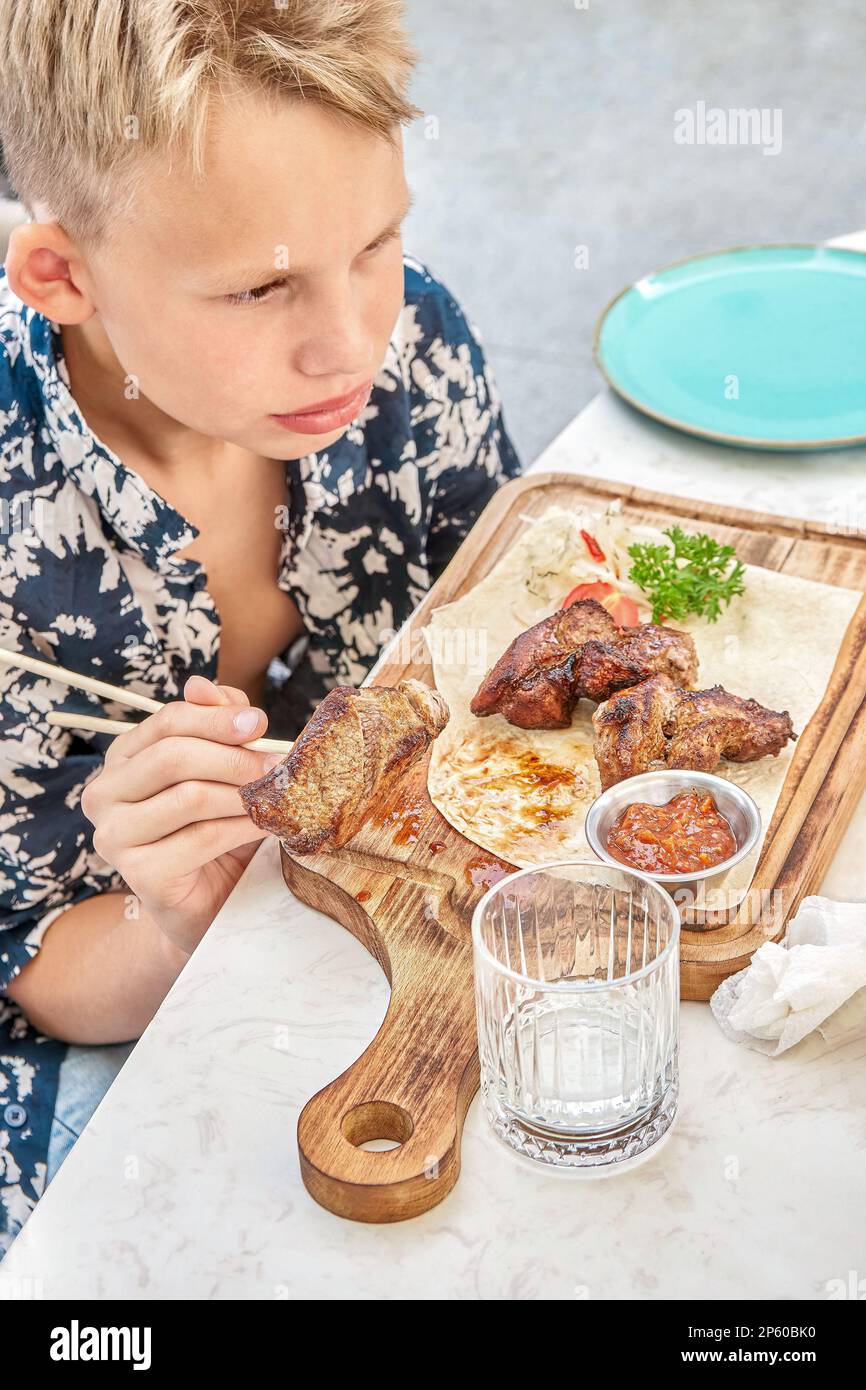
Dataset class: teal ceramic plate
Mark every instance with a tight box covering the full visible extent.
[594,245,866,449]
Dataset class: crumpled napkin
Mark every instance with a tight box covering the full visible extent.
[709,897,866,1056]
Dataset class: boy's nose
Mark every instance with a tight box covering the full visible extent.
[293,282,373,380]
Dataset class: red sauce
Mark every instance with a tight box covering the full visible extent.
[391,814,422,846]
[465,859,512,889]
[429,841,446,854]
[606,790,738,876]
[355,890,372,903]
[372,800,425,846]
[475,751,578,828]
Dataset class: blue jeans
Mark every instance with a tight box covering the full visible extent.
[45,1040,136,1183]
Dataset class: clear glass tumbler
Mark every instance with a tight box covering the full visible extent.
[472,860,680,1171]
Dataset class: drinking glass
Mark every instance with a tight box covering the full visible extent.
[472,860,680,1171]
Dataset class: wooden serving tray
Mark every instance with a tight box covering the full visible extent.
[282,472,866,1223]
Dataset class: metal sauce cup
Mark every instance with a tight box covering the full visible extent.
[585,769,762,908]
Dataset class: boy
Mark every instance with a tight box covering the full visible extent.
[0,0,520,1252]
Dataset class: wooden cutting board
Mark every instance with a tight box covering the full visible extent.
[282,472,866,1223]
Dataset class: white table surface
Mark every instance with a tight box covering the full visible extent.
[5,276,866,1303]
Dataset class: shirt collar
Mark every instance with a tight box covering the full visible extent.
[20,300,198,568]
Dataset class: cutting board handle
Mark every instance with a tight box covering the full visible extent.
[296,976,480,1223]
[283,851,482,1224]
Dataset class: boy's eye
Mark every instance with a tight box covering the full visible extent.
[225,229,401,305]
[226,278,287,306]
[363,228,400,257]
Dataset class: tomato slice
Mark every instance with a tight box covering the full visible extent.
[562,580,640,628]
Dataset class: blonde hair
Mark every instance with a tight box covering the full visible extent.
[0,0,419,242]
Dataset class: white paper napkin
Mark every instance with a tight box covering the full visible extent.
[709,897,866,1056]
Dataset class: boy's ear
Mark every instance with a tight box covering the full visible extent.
[5,221,96,324]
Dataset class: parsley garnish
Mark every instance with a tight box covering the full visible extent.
[627,526,746,623]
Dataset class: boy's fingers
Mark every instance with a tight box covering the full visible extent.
[109,699,267,761]
[101,737,275,805]
[183,675,222,704]
[216,685,250,706]
[184,675,250,708]
[106,781,254,850]
[126,815,271,887]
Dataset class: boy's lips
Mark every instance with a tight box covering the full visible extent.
[270,379,373,435]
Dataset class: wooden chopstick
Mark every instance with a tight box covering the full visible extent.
[0,646,161,713]
[46,710,293,754]
[0,646,293,755]
[47,711,134,738]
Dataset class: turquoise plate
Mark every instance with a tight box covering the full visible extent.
[594,245,866,449]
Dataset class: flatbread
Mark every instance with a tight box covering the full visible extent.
[426,504,862,910]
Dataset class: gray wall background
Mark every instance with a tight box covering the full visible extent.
[403,0,866,464]
[2,0,862,469]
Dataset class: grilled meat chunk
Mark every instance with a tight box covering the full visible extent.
[593,674,796,789]
[617,622,700,687]
[240,679,449,853]
[470,599,618,728]
[470,599,698,730]
[667,685,796,771]
[592,674,681,787]
[577,623,699,703]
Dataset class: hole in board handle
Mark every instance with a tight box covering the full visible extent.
[341,1101,414,1152]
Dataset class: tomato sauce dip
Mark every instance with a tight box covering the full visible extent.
[605,789,738,876]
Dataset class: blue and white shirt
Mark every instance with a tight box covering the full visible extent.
[0,255,521,1252]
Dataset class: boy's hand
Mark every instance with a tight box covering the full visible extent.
[80,675,282,956]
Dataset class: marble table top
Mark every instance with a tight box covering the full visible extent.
[3,833,864,1301]
[4,271,866,1301]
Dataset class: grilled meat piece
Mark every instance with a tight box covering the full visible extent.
[577,623,699,703]
[618,622,700,687]
[470,599,618,729]
[239,679,449,853]
[592,674,681,787]
[593,673,796,789]
[667,685,796,770]
[470,599,698,730]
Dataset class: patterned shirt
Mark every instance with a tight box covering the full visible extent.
[0,254,521,1252]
